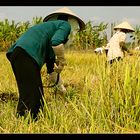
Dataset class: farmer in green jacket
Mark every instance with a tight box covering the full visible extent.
[6,7,85,120]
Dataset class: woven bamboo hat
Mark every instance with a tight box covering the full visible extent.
[43,7,85,31]
[114,21,134,32]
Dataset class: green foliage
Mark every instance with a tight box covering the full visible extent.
[0,18,109,51]
[31,16,43,25]
[130,25,140,48]
[72,21,108,50]
[0,17,43,51]
[0,17,140,52]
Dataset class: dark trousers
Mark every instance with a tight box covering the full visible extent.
[8,47,44,120]
[108,57,122,65]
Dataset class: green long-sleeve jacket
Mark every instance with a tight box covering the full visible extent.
[6,20,71,70]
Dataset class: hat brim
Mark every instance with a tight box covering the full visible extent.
[43,13,85,31]
[113,21,135,32]
[114,27,134,32]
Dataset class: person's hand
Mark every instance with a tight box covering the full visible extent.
[48,71,58,84]
[48,72,67,95]
[54,63,65,73]
[56,76,67,95]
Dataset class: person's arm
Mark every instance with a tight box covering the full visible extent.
[51,22,71,73]
[52,43,66,73]
[120,41,128,52]
[120,41,134,55]
[119,32,130,53]
[46,56,55,74]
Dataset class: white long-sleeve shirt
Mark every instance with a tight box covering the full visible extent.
[107,31,126,61]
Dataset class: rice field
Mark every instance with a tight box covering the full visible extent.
[0,50,140,133]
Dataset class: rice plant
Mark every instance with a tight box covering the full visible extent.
[1,50,140,133]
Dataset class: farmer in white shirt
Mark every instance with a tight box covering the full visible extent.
[106,21,134,64]
[94,47,104,55]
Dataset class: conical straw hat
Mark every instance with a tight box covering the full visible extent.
[114,21,134,32]
[43,7,85,31]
